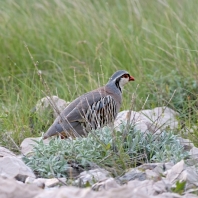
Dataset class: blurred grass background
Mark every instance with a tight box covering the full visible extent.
[0,0,198,148]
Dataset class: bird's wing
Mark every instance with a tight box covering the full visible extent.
[60,88,115,123]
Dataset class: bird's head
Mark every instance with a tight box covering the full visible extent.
[108,70,135,92]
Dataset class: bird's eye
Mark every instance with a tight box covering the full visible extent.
[122,74,129,78]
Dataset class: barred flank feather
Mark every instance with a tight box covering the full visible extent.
[82,95,117,132]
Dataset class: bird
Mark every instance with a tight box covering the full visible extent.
[43,70,135,139]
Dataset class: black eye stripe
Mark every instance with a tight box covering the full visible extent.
[122,74,129,78]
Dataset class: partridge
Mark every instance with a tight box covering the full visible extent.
[43,70,135,139]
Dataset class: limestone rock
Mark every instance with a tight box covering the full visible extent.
[178,137,194,151]
[118,167,146,184]
[189,147,198,159]
[35,95,69,118]
[33,178,67,188]
[74,169,110,187]
[34,183,153,198]
[20,137,50,155]
[185,146,198,166]
[155,192,182,198]
[34,174,197,198]
[166,160,198,190]
[0,155,35,182]
[92,178,120,191]
[127,179,157,195]
[166,160,186,184]
[115,106,178,134]
[34,183,198,198]
[0,176,42,198]
[138,162,174,173]
[119,162,174,184]
[25,176,35,184]
[0,146,16,157]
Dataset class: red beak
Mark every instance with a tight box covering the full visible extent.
[129,75,135,81]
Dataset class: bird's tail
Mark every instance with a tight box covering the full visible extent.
[43,123,63,139]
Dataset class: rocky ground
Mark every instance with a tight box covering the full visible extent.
[1,96,198,198]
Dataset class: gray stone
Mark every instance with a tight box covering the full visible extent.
[166,160,198,190]
[0,176,42,198]
[25,176,35,184]
[35,95,69,119]
[115,106,178,134]
[0,155,35,181]
[145,169,160,180]
[0,146,16,157]
[33,178,67,188]
[183,193,198,198]
[178,137,194,151]
[34,183,152,198]
[166,160,186,184]
[138,162,174,173]
[189,147,198,159]
[127,180,156,195]
[155,192,182,198]
[118,167,146,184]
[74,168,110,186]
[20,137,50,155]
[153,179,171,194]
[92,178,120,191]
[119,162,174,183]
[34,177,198,198]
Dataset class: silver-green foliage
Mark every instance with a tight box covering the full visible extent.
[23,123,188,178]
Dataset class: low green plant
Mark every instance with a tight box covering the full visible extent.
[23,123,189,179]
[171,181,186,195]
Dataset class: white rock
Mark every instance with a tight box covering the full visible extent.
[20,137,50,155]
[152,162,174,175]
[0,176,42,198]
[115,106,178,134]
[165,160,185,184]
[33,178,45,189]
[119,162,174,184]
[189,147,198,159]
[166,160,198,190]
[145,169,160,180]
[155,192,182,198]
[127,180,155,195]
[0,146,16,157]
[75,168,110,186]
[25,176,35,184]
[186,147,198,166]
[182,167,198,189]
[45,178,66,187]
[119,167,146,183]
[35,95,69,118]
[0,156,35,181]
[153,179,171,194]
[183,193,198,198]
[92,178,120,191]
[33,178,67,188]
[34,182,152,198]
[178,137,194,151]
[34,178,197,198]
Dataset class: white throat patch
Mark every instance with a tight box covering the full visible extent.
[119,77,129,90]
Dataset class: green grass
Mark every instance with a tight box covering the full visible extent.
[0,0,198,148]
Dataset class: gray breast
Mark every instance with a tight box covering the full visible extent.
[81,95,117,133]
